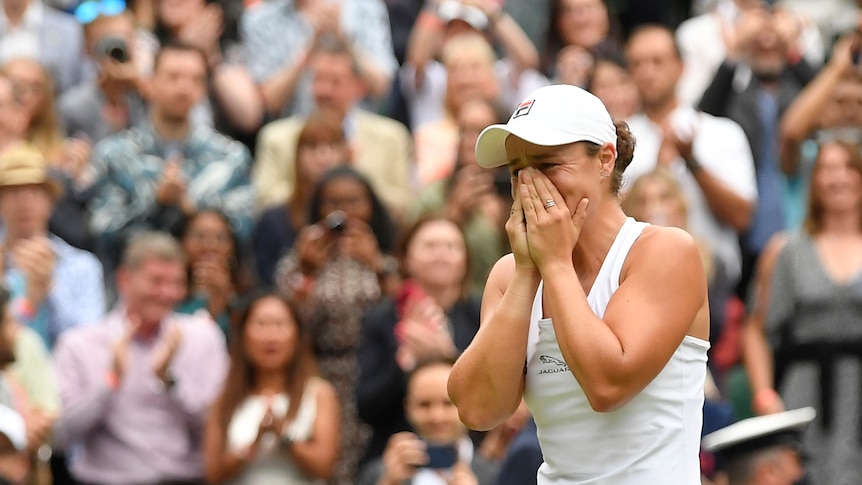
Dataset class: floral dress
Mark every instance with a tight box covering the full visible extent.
[276,253,381,485]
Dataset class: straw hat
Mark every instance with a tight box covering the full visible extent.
[0,143,64,199]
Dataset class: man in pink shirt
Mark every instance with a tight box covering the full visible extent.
[53,232,228,485]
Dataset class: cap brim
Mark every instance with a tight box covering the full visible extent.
[474,123,603,168]
[702,406,817,453]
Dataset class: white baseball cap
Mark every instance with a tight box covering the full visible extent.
[702,407,816,460]
[474,84,617,168]
[0,403,27,451]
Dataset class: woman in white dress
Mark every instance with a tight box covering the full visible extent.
[203,292,341,484]
[448,84,711,484]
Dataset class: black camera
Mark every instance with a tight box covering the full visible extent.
[95,36,130,63]
[324,210,347,234]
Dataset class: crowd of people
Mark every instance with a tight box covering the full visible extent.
[0,0,859,484]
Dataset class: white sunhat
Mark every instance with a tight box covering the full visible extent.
[474,84,617,168]
[0,403,27,452]
[702,407,816,461]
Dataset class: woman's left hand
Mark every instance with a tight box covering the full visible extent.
[337,219,382,270]
[519,167,589,271]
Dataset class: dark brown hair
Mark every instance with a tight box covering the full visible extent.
[584,120,636,194]
[214,292,317,438]
[396,214,472,299]
[804,140,862,234]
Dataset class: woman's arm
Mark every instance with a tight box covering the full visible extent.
[779,35,854,175]
[203,402,252,484]
[543,228,708,412]
[284,380,341,479]
[742,234,788,415]
[448,254,537,431]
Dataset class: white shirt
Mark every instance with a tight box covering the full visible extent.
[675,0,824,106]
[0,0,42,63]
[524,218,709,484]
[226,378,324,485]
[624,106,757,282]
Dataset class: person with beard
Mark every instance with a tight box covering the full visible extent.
[623,24,758,346]
[697,4,817,298]
[89,42,255,286]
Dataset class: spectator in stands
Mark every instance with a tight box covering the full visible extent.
[779,34,862,229]
[176,209,248,337]
[743,139,862,485]
[402,0,544,132]
[253,35,412,220]
[0,0,84,93]
[358,215,480,463]
[409,98,507,293]
[149,0,263,135]
[203,292,340,484]
[624,24,757,342]
[89,42,255,278]
[53,232,229,485]
[357,357,501,485]
[253,111,350,286]
[58,10,152,144]
[0,258,59,461]
[542,0,622,80]
[698,4,817,297]
[0,144,105,348]
[2,58,96,250]
[240,0,397,119]
[676,0,823,106]
[585,54,640,120]
[275,166,398,485]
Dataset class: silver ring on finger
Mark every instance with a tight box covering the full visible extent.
[543,199,556,209]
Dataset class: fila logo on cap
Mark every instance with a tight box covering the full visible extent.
[512,99,535,119]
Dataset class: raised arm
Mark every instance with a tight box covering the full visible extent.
[448,194,538,431]
[448,254,536,430]
[779,35,855,175]
[742,233,788,415]
[520,169,708,412]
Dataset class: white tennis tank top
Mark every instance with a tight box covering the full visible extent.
[524,217,709,485]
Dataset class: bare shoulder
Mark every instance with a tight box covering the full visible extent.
[486,253,517,294]
[623,225,704,280]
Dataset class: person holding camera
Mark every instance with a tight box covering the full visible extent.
[88,42,255,286]
[357,357,500,485]
[275,166,398,485]
[58,11,148,144]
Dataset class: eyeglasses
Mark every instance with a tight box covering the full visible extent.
[74,0,126,25]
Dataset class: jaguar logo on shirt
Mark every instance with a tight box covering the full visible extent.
[538,355,569,374]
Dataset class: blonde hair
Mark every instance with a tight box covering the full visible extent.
[122,231,186,270]
[622,169,715,281]
[440,32,498,117]
[0,58,64,161]
[804,140,862,235]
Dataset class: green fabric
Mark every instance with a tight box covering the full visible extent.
[11,325,60,413]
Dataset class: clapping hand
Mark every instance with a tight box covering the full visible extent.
[151,323,183,386]
[12,235,55,309]
[155,158,187,208]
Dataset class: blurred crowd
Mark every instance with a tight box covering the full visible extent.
[0,0,859,484]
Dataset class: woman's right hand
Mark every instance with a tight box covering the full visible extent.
[295,224,331,275]
[505,193,536,273]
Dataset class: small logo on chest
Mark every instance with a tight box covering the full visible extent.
[538,354,570,374]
